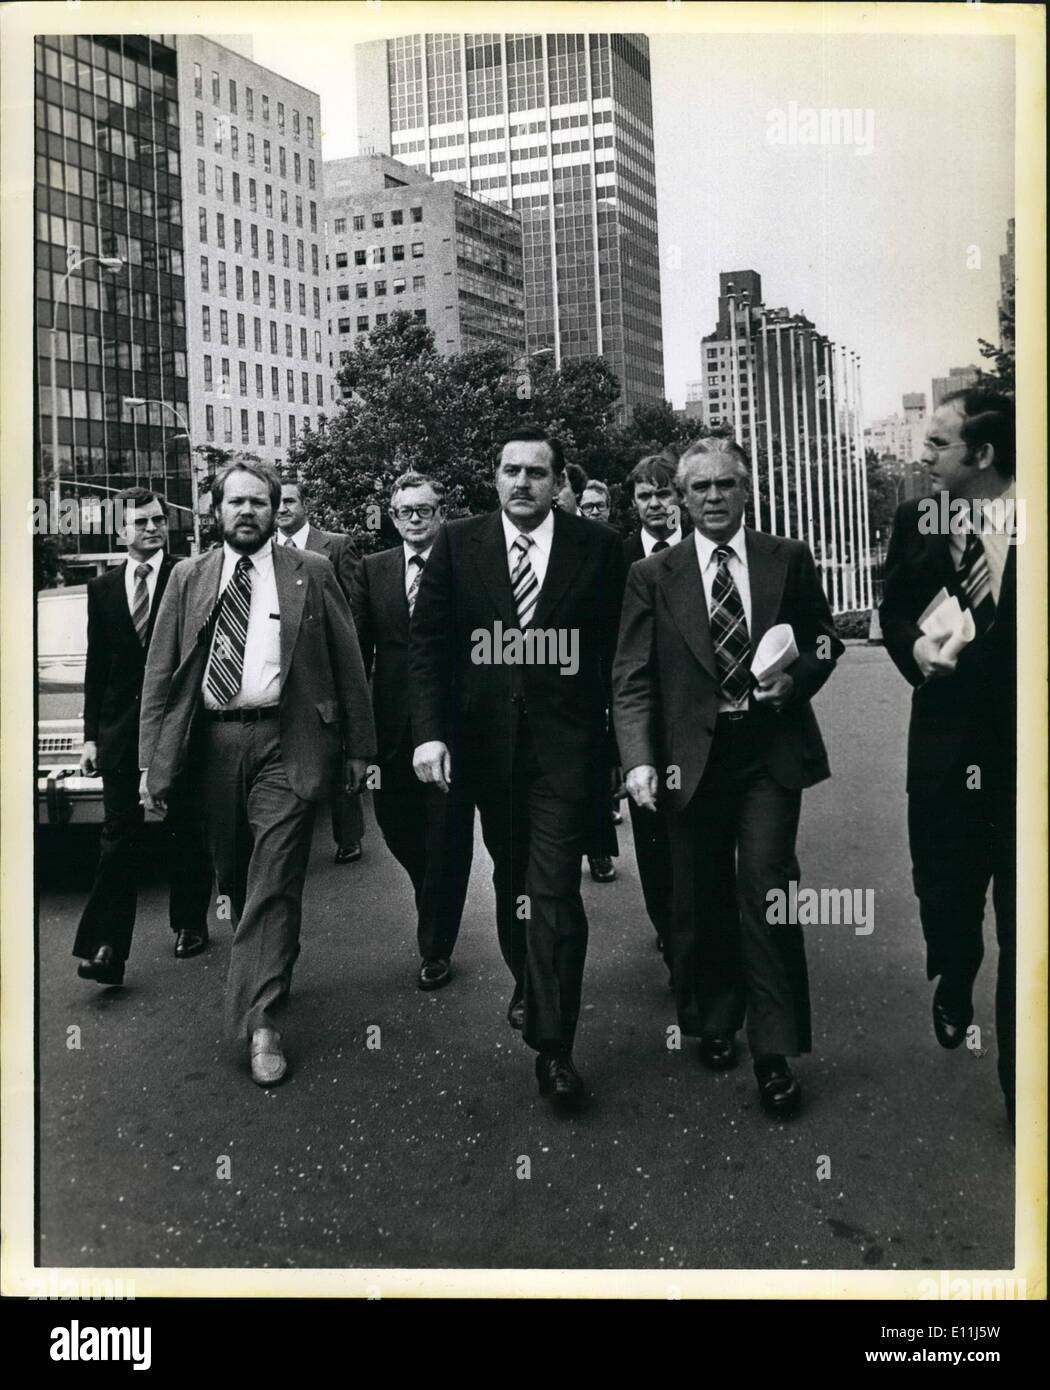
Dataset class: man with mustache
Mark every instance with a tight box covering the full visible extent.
[139,460,375,1086]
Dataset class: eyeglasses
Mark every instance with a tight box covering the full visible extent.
[923,439,966,454]
[580,502,607,515]
[392,504,436,520]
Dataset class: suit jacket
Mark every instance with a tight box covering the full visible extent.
[410,509,626,799]
[879,499,1016,796]
[613,528,843,812]
[302,524,359,602]
[622,526,690,568]
[83,556,174,772]
[349,544,414,764]
[139,542,376,804]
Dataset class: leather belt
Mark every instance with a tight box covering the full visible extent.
[204,705,280,723]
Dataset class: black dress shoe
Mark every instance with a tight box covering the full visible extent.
[174,928,208,959]
[932,975,972,1049]
[588,856,616,883]
[698,1034,737,1070]
[77,946,124,986]
[535,1053,586,1106]
[418,958,452,991]
[507,995,525,1030]
[335,841,362,864]
[754,1054,802,1118]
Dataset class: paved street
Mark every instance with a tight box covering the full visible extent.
[37,646,1013,1272]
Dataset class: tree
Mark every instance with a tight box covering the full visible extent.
[975,301,1015,395]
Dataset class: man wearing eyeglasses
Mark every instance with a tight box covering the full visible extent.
[276,478,365,865]
[73,489,212,987]
[880,388,1016,1127]
[349,472,474,992]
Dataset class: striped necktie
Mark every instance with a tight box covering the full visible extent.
[406,553,424,616]
[956,522,996,635]
[205,556,253,705]
[710,545,752,705]
[131,562,152,647]
[510,533,539,629]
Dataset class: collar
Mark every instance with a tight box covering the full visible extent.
[404,543,432,566]
[642,525,682,556]
[127,548,165,574]
[224,538,274,572]
[694,526,747,571]
[279,522,309,549]
[501,508,555,557]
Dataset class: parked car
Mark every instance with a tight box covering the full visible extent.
[37,584,104,827]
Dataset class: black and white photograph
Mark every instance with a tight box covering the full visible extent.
[1,0,1044,1330]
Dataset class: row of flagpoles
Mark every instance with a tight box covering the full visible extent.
[723,288,873,613]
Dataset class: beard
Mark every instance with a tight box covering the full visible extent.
[221,516,274,554]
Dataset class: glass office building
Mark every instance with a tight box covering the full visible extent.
[356,32,664,411]
[34,34,191,556]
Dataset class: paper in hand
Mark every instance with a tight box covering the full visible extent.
[751,623,799,685]
[918,588,975,659]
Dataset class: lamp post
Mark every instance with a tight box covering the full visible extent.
[48,254,124,520]
[123,397,200,553]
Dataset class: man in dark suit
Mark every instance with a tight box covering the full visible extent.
[411,427,625,1105]
[618,452,688,972]
[880,388,1016,1124]
[140,461,375,1087]
[350,471,474,991]
[614,436,843,1118]
[275,479,365,864]
[73,488,212,987]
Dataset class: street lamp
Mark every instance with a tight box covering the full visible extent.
[123,397,201,552]
[48,254,124,519]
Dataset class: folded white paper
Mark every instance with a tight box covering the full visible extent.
[751,623,799,685]
[918,588,975,661]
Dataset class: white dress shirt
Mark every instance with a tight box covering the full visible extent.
[501,508,555,592]
[694,527,753,713]
[277,523,309,550]
[948,482,1015,604]
[403,543,433,597]
[641,525,683,557]
[123,547,164,618]
[203,540,281,709]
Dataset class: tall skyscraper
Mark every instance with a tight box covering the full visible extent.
[930,365,979,410]
[355,32,664,412]
[701,270,871,613]
[999,216,1014,351]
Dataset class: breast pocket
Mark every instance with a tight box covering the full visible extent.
[262,613,282,677]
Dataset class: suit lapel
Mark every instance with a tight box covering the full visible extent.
[745,530,788,653]
[143,556,174,649]
[532,510,586,628]
[663,539,718,682]
[380,545,410,636]
[183,548,224,658]
[306,525,330,557]
[275,542,307,687]
[469,512,519,628]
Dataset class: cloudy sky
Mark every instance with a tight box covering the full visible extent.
[250,22,1015,420]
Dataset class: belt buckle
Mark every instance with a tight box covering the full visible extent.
[725,708,747,723]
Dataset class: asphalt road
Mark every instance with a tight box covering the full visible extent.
[36,646,1014,1272]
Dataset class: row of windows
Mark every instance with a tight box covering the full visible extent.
[195,160,317,228]
[330,206,423,234]
[202,356,323,406]
[333,276,425,300]
[337,309,426,334]
[332,243,425,269]
[192,113,316,187]
[191,64,314,145]
[197,211,320,275]
[199,258,322,318]
[37,99,181,175]
[204,404,315,448]
[200,306,323,362]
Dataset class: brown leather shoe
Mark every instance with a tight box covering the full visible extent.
[249,1028,288,1086]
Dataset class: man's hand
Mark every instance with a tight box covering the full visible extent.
[79,740,99,776]
[626,764,659,812]
[753,671,795,710]
[413,741,452,793]
[139,769,167,817]
[345,758,371,795]
[912,630,956,679]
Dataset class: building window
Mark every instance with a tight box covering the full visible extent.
[285,323,293,356]
[375,313,388,327]
[308,158,316,189]
[300,327,308,359]
[246,86,254,119]
[280,189,288,222]
[199,207,208,242]
[195,111,204,145]
[311,244,319,275]
[392,277,405,295]
[216,213,225,248]
[205,403,215,440]
[257,411,266,444]
[215,165,223,198]
[410,206,422,223]
[392,244,405,261]
[249,177,257,211]
[334,217,346,235]
[374,280,387,297]
[239,362,248,395]
[338,317,350,334]
[307,115,314,146]
[271,366,280,396]
[413,309,426,323]
[232,172,241,206]
[273,412,281,444]
[256,364,264,397]
[313,288,320,318]
[231,126,239,159]
[286,369,295,402]
[254,319,263,351]
[193,63,202,98]
[295,196,303,228]
[316,373,324,401]
[266,229,275,262]
[353,283,365,299]
[353,249,366,267]
[293,109,300,139]
[411,242,424,258]
[213,117,223,152]
[200,255,209,291]
[356,316,369,332]
[299,283,307,315]
[301,372,310,403]
[236,266,245,301]
[282,234,290,268]
[283,280,292,313]
[223,406,233,444]
[372,212,384,229]
[262,94,270,123]
[265,184,273,215]
[277,101,285,133]
[294,153,301,184]
[279,146,287,178]
[263,139,271,172]
[204,355,213,389]
[202,305,211,341]
[229,79,237,112]
[197,158,206,194]
[248,132,255,164]
[288,415,296,444]
[412,274,425,291]
[211,70,220,103]
[353,214,365,231]
[220,309,229,344]
[270,322,278,353]
[218,261,227,296]
[335,252,348,269]
[391,208,404,226]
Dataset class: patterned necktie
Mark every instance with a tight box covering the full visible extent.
[652,540,669,553]
[131,562,152,646]
[406,553,424,616]
[710,545,751,705]
[956,522,996,635]
[205,556,253,705]
[510,533,539,629]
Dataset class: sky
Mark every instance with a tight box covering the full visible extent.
[249,25,1015,420]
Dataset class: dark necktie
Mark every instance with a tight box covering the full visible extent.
[510,533,539,628]
[205,556,253,705]
[652,540,669,553]
[131,562,152,646]
[710,545,751,705]
[406,553,424,616]
[956,523,996,635]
